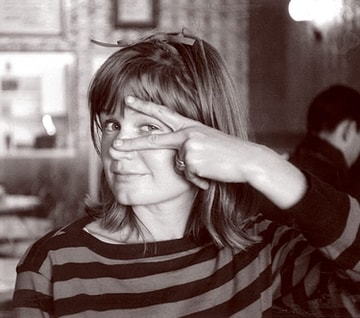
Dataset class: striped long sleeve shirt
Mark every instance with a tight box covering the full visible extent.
[13,176,360,317]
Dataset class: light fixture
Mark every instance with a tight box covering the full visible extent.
[288,0,343,25]
[288,0,313,22]
[42,114,57,136]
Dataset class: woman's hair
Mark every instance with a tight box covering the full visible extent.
[87,31,258,249]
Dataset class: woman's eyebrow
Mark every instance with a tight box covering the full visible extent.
[129,109,159,120]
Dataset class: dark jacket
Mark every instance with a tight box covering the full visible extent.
[289,135,354,196]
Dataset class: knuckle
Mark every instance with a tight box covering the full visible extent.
[187,128,205,140]
[185,138,202,153]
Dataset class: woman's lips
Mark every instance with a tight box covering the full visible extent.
[113,172,147,182]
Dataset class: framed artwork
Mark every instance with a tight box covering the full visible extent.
[114,0,158,28]
[0,0,63,35]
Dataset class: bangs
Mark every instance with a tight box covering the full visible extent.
[88,55,199,152]
[99,61,199,120]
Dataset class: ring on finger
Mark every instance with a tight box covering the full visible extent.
[175,154,186,172]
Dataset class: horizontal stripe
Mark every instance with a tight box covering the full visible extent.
[54,246,237,298]
[14,307,52,318]
[280,240,308,295]
[184,269,273,317]
[304,263,321,296]
[45,243,210,266]
[54,284,273,318]
[55,263,273,317]
[292,246,311,286]
[55,242,271,300]
[13,289,53,313]
[270,225,297,260]
[320,197,360,263]
[52,244,218,281]
[272,229,307,273]
[344,268,360,282]
[53,243,267,310]
[19,217,212,266]
[15,271,52,296]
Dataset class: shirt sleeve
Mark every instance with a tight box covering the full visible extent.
[276,173,360,274]
[262,172,357,257]
[261,173,360,316]
[12,229,58,317]
[13,264,53,317]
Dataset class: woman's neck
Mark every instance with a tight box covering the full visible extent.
[132,200,193,241]
[85,193,196,244]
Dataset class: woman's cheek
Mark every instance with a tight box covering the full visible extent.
[141,149,176,170]
[101,135,114,157]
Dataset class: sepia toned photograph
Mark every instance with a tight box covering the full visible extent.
[0,0,360,317]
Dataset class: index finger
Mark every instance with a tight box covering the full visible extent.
[113,130,184,151]
[125,96,197,131]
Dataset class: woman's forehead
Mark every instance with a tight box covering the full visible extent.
[102,101,153,114]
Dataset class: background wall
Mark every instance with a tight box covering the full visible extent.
[249,0,360,153]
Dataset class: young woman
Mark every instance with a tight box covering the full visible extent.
[13,32,360,317]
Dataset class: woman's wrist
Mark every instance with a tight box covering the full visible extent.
[245,145,307,209]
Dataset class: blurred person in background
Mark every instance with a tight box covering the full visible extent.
[290,84,360,199]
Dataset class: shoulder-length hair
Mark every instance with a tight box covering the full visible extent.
[87,32,259,249]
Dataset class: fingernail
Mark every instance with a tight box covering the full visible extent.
[114,139,123,147]
[126,96,135,104]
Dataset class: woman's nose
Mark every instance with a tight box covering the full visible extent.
[109,134,135,160]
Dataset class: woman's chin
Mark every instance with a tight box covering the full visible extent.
[113,193,147,206]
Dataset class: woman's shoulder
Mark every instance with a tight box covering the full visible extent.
[16,216,93,270]
[38,215,93,245]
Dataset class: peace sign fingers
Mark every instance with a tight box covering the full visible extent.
[125,96,199,132]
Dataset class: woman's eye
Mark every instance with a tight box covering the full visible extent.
[140,124,160,134]
[103,120,120,133]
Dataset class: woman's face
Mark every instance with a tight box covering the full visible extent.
[100,104,196,208]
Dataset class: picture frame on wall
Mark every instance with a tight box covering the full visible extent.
[114,0,158,28]
[0,0,63,35]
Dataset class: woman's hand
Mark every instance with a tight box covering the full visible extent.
[114,96,307,209]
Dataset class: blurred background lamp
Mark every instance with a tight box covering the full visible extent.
[288,0,313,21]
[288,0,343,24]
[42,114,56,136]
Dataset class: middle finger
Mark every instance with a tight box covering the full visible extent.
[125,96,199,131]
